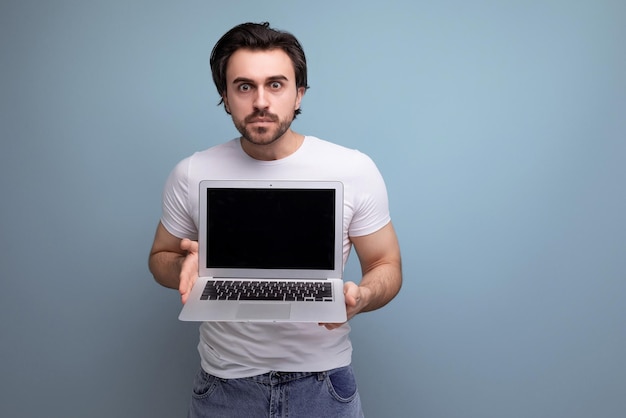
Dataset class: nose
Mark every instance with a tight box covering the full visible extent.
[253,87,269,110]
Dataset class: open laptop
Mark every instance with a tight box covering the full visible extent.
[179,179,347,322]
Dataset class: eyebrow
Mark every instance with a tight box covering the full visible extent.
[232,75,290,85]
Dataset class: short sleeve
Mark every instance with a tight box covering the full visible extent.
[160,157,198,240]
[347,153,391,237]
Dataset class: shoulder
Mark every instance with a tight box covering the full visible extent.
[169,138,242,177]
[165,138,241,189]
[190,138,241,162]
[305,136,357,153]
[304,136,375,166]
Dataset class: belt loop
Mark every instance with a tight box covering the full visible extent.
[317,371,327,381]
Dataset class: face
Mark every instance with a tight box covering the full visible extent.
[223,48,305,147]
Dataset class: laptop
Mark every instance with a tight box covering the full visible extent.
[178,179,347,322]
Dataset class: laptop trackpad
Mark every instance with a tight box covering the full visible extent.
[236,303,291,320]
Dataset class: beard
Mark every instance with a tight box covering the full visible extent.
[233,110,294,146]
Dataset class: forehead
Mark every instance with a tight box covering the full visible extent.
[226,48,295,82]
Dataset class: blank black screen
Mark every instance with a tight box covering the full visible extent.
[206,188,336,270]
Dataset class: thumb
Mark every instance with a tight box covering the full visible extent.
[180,238,198,253]
[343,282,360,307]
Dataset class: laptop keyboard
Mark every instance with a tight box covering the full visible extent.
[200,280,334,302]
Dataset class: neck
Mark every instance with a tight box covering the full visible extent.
[240,130,304,161]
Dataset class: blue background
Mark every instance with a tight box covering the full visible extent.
[1,1,624,417]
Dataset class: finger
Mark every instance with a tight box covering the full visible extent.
[179,275,191,302]
[344,292,358,307]
[179,248,199,304]
[319,322,342,330]
[180,238,198,253]
[180,275,195,304]
[343,283,361,307]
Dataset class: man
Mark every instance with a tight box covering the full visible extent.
[149,22,402,417]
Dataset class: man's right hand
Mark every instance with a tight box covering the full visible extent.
[179,238,199,304]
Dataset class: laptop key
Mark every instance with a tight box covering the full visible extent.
[201,280,333,302]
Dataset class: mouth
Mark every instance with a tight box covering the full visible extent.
[245,112,278,124]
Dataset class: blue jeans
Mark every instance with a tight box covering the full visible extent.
[188,365,364,417]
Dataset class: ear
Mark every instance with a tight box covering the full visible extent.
[295,86,305,111]
[222,94,231,114]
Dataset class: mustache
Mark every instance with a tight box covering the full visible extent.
[244,111,279,123]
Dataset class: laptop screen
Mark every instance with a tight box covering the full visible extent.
[206,188,336,270]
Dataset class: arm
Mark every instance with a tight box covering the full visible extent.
[148,221,199,304]
[322,221,402,330]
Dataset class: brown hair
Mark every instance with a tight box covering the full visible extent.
[210,22,309,117]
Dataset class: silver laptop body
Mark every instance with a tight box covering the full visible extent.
[179,179,347,322]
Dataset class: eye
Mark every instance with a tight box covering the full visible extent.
[238,83,251,92]
[270,81,282,89]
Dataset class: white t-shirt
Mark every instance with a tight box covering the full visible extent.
[161,136,391,378]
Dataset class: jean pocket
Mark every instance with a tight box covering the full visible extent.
[191,369,220,399]
[326,366,359,402]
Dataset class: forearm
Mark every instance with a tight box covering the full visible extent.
[149,251,184,290]
[359,261,402,312]
[349,222,403,314]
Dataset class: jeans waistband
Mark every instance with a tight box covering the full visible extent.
[245,370,328,385]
